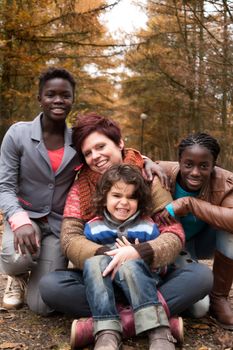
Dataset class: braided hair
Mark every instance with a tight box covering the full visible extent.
[178,133,220,162]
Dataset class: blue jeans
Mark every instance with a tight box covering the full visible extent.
[83,256,168,335]
[39,258,212,320]
[185,226,233,260]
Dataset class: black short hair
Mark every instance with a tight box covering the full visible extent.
[38,67,76,95]
[178,132,220,162]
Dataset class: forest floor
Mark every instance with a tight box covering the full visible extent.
[0,216,232,350]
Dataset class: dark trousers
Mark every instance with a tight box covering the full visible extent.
[39,260,213,318]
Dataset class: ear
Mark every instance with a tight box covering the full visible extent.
[119,139,124,150]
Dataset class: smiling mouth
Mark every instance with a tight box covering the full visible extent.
[96,160,108,168]
[187,178,202,186]
[51,108,66,113]
[116,209,129,214]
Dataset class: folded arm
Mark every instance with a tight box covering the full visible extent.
[172,196,233,233]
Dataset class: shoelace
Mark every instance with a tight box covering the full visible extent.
[5,277,27,297]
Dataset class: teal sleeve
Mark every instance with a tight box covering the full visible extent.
[165,203,175,217]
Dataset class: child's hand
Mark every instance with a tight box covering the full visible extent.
[103,246,140,279]
[115,237,139,248]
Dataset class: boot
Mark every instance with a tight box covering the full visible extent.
[94,330,122,350]
[209,250,233,330]
[148,326,176,350]
[70,306,184,349]
[157,290,184,343]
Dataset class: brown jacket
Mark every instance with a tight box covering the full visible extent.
[61,176,184,270]
[158,161,233,234]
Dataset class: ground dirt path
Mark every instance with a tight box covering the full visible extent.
[0,218,232,350]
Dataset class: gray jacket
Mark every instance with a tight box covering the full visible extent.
[0,114,80,237]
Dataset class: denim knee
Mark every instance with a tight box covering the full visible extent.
[84,255,110,276]
[117,259,143,276]
[39,270,91,318]
[188,262,213,296]
[39,271,60,304]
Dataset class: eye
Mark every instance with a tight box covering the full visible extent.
[185,162,192,168]
[63,93,72,99]
[200,163,209,170]
[128,195,136,200]
[96,144,105,150]
[112,193,121,198]
[83,151,91,158]
[45,92,54,98]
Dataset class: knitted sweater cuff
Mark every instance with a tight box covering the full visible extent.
[95,246,111,255]
[133,242,154,264]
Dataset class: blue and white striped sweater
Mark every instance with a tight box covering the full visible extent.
[84,210,160,247]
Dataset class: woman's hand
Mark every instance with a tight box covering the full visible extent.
[103,246,140,279]
[156,208,177,225]
[143,159,170,190]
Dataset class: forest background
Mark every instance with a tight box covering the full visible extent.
[1,0,233,170]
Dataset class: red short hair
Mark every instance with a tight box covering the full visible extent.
[72,113,122,163]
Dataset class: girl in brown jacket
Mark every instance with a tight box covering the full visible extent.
[158,132,233,330]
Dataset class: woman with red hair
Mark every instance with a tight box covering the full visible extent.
[39,113,213,349]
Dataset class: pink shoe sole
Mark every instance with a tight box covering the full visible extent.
[70,312,184,349]
[70,318,94,349]
[169,316,184,344]
[70,306,135,349]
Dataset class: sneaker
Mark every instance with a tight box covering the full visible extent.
[2,275,28,310]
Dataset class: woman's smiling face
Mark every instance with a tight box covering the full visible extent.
[179,144,215,191]
[81,131,124,174]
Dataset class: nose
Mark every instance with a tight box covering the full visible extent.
[92,150,100,160]
[119,197,128,205]
[53,95,63,103]
[190,166,200,177]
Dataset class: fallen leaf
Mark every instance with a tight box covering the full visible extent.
[216,332,233,347]
[0,343,24,349]
[191,323,210,330]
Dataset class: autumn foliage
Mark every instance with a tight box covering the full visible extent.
[0,0,233,169]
